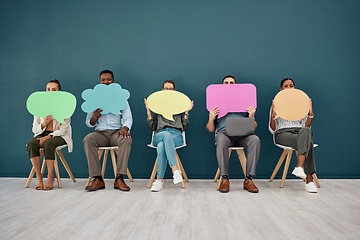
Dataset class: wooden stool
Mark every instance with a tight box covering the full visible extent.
[25,145,75,188]
[269,143,321,188]
[213,147,247,190]
[86,146,133,186]
[147,131,189,189]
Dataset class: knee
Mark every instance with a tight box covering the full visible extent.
[215,133,229,148]
[300,127,313,138]
[156,142,165,152]
[27,138,38,149]
[161,131,172,140]
[119,137,132,147]
[83,133,94,146]
[248,135,261,147]
[42,139,54,149]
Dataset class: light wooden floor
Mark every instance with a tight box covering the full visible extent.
[0,178,359,240]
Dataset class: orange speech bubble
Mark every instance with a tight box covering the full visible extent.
[273,89,310,121]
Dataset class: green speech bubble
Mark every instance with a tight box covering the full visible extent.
[26,91,77,124]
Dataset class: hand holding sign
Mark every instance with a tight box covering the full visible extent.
[26,91,76,124]
[146,91,191,121]
[273,88,310,121]
[206,84,257,118]
[81,83,130,115]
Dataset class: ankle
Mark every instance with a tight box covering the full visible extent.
[221,175,229,180]
[115,174,123,181]
[94,176,104,182]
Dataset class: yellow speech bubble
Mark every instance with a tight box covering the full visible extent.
[147,91,191,121]
[273,89,310,121]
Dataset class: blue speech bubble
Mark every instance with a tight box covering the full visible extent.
[81,83,130,114]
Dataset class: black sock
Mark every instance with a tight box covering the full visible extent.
[94,176,103,182]
[245,175,253,180]
[222,175,229,180]
[115,174,123,181]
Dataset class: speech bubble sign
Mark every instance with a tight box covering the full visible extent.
[273,88,310,121]
[206,84,257,118]
[147,91,191,121]
[81,83,130,115]
[26,91,77,124]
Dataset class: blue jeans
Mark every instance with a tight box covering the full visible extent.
[153,128,184,178]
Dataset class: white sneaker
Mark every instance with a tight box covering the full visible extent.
[292,167,306,179]
[173,170,183,184]
[151,179,163,192]
[305,182,318,193]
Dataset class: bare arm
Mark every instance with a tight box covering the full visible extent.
[305,98,313,127]
[269,101,276,131]
[246,106,258,131]
[206,107,219,132]
[144,98,152,120]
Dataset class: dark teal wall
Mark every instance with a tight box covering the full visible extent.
[1,0,359,179]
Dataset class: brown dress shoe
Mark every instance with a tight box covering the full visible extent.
[85,178,105,191]
[244,179,259,193]
[114,178,130,191]
[218,179,230,193]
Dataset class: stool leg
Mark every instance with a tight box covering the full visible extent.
[54,153,61,188]
[313,173,321,188]
[175,151,185,188]
[101,150,108,178]
[280,150,292,188]
[57,149,76,182]
[176,151,188,183]
[217,176,223,190]
[148,158,158,188]
[237,149,247,178]
[86,177,92,186]
[110,149,117,178]
[269,150,288,182]
[25,167,36,188]
[213,168,221,183]
[127,169,134,182]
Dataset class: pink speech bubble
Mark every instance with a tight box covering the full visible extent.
[206,84,257,118]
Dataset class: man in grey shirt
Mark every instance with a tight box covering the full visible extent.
[206,75,260,193]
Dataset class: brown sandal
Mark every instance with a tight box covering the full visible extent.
[35,183,44,190]
[44,183,53,190]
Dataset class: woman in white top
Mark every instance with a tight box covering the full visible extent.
[26,80,73,190]
[269,78,317,193]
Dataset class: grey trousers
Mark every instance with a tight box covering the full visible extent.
[83,129,132,177]
[215,131,260,177]
[274,127,316,175]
